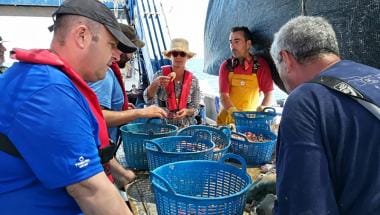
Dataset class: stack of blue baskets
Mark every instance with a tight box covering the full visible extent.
[231,107,279,166]
[120,119,178,170]
[232,107,278,132]
[178,125,231,160]
[145,130,215,171]
[151,154,252,215]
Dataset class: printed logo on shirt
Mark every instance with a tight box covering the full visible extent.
[75,156,90,168]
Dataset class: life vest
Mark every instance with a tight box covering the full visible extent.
[110,62,129,110]
[9,49,114,180]
[162,65,193,111]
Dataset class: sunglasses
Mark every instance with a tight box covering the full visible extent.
[171,51,187,57]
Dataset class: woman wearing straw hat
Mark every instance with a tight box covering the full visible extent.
[144,38,200,127]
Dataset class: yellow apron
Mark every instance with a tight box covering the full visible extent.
[217,72,260,125]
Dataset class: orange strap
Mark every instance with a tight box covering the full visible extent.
[110,62,129,110]
[162,65,193,111]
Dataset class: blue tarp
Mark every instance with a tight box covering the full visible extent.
[204,0,380,77]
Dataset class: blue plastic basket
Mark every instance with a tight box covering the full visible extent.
[146,130,215,171]
[232,107,279,132]
[178,125,231,160]
[230,128,277,166]
[120,118,178,170]
[151,153,252,215]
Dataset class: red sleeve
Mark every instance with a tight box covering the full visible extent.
[257,57,274,93]
[219,60,230,93]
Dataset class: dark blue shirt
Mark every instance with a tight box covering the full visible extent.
[275,60,380,214]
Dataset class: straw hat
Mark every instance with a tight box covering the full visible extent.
[162,38,196,59]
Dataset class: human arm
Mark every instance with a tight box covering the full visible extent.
[9,84,131,213]
[257,58,274,110]
[220,93,236,111]
[145,75,171,101]
[257,90,274,111]
[109,158,135,189]
[275,89,338,214]
[88,70,167,126]
[101,105,167,127]
[66,172,132,215]
[218,61,237,111]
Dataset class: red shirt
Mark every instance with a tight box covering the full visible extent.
[219,56,274,93]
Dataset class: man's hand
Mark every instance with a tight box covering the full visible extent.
[109,159,136,189]
[140,105,168,118]
[227,106,238,115]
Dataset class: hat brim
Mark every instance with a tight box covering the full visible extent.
[133,39,145,49]
[162,49,196,59]
[106,25,137,53]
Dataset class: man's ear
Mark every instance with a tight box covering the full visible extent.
[246,39,252,49]
[280,50,295,74]
[73,25,91,49]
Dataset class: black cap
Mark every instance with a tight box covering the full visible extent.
[119,23,145,49]
[50,0,136,53]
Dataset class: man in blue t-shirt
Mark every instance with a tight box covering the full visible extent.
[0,0,137,214]
[270,16,380,214]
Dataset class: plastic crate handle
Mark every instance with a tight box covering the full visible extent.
[145,140,164,152]
[263,107,276,113]
[219,153,247,172]
[150,171,177,195]
[219,126,231,138]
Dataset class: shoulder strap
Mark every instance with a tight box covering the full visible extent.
[311,76,373,103]
[252,55,260,73]
[311,75,380,119]
[0,133,22,158]
[226,55,260,73]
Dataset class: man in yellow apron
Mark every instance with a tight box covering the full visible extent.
[217,26,274,125]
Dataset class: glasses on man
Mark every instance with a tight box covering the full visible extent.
[171,51,187,58]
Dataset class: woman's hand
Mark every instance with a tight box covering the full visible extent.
[173,108,193,119]
[154,76,171,88]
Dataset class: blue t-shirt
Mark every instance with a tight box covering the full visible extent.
[0,63,104,215]
[89,68,124,142]
[275,60,380,214]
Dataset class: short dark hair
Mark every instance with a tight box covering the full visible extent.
[231,26,252,41]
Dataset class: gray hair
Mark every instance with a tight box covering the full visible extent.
[270,16,339,65]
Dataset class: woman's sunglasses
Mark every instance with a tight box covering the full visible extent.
[171,51,187,57]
